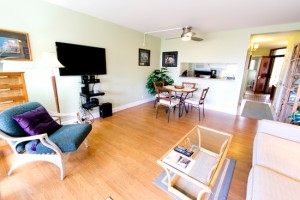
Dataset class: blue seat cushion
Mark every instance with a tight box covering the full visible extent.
[25,123,92,154]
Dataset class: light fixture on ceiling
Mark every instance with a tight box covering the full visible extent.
[181,35,191,41]
[251,43,259,53]
[181,26,194,41]
[253,43,259,51]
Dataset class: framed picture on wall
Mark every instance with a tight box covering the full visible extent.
[0,29,32,61]
[139,48,150,66]
[162,51,178,67]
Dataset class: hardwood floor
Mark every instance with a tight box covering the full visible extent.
[0,102,257,200]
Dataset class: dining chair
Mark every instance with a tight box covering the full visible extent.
[183,87,209,121]
[153,81,168,108]
[156,88,181,123]
[176,82,196,99]
[182,82,196,99]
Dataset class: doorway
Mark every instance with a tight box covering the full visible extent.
[244,48,286,103]
[240,31,300,121]
[242,32,292,105]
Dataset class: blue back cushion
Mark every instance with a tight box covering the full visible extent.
[0,102,43,137]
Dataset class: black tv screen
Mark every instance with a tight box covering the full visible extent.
[56,42,107,76]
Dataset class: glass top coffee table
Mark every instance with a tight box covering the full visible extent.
[157,125,232,200]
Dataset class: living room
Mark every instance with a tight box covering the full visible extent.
[1,0,300,199]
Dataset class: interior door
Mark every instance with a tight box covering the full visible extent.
[254,56,271,93]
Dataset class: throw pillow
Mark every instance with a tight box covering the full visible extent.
[12,106,62,151]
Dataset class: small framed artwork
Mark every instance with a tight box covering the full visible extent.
[0,29,32,61]
[139,48,150,66]
[162,51,178,67]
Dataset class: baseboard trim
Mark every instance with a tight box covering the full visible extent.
[73,97,237,122]
[113,97,154,112]
[205,105,238,115]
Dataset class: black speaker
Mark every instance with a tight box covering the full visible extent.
[99,103,112,118]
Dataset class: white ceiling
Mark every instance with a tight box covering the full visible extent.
[43,0,300,48]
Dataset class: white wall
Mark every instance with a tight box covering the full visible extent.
[0,0,161,114]
[162,23,300,114]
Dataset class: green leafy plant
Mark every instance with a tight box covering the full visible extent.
[288,110,300,124]
[146,67,174,96]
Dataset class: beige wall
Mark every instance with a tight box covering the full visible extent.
[0,0,161,114]
[1,0,300,115]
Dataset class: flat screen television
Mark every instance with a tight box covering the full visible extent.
[56,42,107,76]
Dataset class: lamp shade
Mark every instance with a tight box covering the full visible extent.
[41,52,64,69]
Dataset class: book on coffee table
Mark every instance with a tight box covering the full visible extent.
[163,150,195,173]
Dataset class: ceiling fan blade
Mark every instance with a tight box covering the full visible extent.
[164,26,203,41]
[191,37,203,41]
[166,37,181,40]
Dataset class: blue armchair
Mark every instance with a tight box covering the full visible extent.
[0,102,92,180]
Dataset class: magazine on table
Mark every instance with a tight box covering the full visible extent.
[163,150,195,173]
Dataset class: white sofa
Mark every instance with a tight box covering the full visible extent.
[246,119,300,200]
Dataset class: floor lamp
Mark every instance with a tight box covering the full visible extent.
[41,52,64,113]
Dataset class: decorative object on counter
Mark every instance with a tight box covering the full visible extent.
[138,48,150,66]
[0,29,32,61]
[181,70,187,76]
[162,51,178,67]
[146,67,174,96]
[226,74,235,80]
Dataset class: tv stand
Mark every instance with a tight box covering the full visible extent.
[80,91,105,102]
[80,75,105,109]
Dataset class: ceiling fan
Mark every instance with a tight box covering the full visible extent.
[166,26,203,42]
[143,26,203,46]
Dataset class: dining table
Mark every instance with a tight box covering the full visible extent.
[164,85,197,93]
[163,85,198,117]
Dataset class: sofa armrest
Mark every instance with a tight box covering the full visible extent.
[257,119,300,142]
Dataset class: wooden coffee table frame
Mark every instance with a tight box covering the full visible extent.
[157,125,232,200]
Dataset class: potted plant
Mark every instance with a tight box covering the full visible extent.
[146,67,174,96]
[288,109,300,125]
